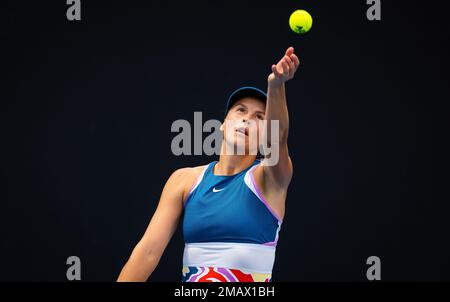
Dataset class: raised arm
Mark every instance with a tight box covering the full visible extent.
[262,46,300,189]
[117,168,190,281]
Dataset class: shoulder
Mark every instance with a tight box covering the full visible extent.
[168,163,210,202]
[171,164,209,180]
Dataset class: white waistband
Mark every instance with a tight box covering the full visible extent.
[182,242,276,274]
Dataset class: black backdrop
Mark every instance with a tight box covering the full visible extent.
[1,0,449,281]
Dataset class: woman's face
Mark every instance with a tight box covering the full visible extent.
[221,97,266,155]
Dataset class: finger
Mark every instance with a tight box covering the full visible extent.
[290,53,300,68]
[272,64,280,76]
[283,57,295,78]
[284,56,295,73]
[284,55,293,64]
[273,63,283,76]
[286,57,296,78]
[281,61,290,76]
[285,46,294,56]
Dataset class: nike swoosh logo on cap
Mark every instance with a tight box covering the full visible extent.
[212,187,224,192]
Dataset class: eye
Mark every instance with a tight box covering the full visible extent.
[256,114,264,120]
[236,107,245,112]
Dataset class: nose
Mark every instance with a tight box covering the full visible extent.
[242,114,252,123]
[242,118,251,126]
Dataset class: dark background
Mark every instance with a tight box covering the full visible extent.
[1,0,449,281]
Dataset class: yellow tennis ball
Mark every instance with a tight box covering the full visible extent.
[289,10,313,34]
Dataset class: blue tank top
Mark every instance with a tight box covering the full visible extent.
[182,160,282,246]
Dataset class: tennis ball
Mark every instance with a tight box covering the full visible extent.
[289,10,313,34]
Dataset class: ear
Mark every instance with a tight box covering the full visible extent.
[220,123,224,132]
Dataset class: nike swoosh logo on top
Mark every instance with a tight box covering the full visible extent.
[212,187,224,192]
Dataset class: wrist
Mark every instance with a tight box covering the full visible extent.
[267,79,285,90]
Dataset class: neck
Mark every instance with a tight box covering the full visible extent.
[215,147,256,176]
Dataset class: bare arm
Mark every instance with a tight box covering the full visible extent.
[116,168,190,281]
[261,46,300,189]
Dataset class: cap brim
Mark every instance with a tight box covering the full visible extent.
[224,86,267,118]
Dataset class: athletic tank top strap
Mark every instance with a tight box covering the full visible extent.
[183,163,213,208]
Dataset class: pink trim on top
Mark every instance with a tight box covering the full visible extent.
[263,241,277,247]
[183,163,210,208]
[249,165,283,223]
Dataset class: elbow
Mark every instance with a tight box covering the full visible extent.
[117,242,160,281]
[133,241,161,264]
[266,129,288,146]
[123,241,162,275]
[279,129,289,144]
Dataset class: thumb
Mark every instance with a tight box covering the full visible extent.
[271,64,279,75]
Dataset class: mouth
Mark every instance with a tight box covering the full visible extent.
[235,127,249,136]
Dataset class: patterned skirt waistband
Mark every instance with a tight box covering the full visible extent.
[182,266,272,282]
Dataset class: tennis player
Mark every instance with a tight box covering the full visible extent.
[117,47,300,282]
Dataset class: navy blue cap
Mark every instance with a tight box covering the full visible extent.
[224,86,267,118]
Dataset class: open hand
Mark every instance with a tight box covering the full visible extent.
[268,47,300,88]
